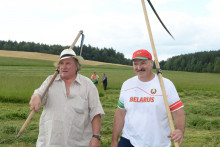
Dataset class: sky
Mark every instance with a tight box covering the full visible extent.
[0,0,219,61]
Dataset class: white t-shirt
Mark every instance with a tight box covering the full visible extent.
[118,74,183,147]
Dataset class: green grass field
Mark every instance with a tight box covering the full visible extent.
[0,56,220,147]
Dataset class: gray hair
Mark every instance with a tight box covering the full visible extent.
[73,57,82,73]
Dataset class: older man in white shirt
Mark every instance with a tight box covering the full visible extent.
[29,49,105,147]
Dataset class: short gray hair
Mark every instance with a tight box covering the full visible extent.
[73,57,82,72]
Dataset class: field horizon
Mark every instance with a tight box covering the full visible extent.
[0,50,130,67]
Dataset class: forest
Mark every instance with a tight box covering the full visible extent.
[0,40,219,73]
[0,40,132,65]
[159,50,220,73]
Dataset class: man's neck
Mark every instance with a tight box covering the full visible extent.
[62,74,77,83]
[138,72,155,82]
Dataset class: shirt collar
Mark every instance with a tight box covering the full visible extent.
[55,73,81,85]
[74,73,81,84]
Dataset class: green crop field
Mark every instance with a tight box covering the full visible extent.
[0,56,220,147]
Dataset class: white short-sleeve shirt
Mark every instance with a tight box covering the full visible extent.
[118,74,183,147]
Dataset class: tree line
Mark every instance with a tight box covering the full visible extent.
[159,50,220,73]
[1,40,219,73]
[0,40,132,65]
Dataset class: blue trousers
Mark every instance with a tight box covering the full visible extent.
[118,136,134,147]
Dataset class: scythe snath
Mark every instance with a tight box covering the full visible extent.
[140,0,179,147]
[16,30,84,138]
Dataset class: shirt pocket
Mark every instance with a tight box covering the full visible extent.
[73,96,87,114]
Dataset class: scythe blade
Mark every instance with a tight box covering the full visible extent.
[147,0,175,40]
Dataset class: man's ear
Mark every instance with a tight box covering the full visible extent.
[150,60,154,66]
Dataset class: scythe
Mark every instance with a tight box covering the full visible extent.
[140,0,179,147]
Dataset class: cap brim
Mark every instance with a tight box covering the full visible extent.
[132,57,149,61]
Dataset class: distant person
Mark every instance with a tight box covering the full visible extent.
[102,73,107,90]
[91,72,99,84]
[111,49,186,147]
[29,49,105,147]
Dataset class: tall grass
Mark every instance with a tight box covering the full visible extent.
[0,56,220,147]
[161,70,220,92]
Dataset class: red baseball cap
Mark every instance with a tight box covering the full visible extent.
[132,49,152,60]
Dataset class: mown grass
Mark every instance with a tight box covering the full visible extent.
[0,56,220,147]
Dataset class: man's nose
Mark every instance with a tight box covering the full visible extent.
[137,64,142,70]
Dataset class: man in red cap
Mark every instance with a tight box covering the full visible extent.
[111,49,185,147]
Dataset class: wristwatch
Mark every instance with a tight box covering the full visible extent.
[92,134,101,140]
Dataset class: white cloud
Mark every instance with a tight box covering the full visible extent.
[0,0,219,61]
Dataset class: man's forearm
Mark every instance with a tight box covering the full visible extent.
[112,108,126,143]
[173,108,186,133]
[92,114,101,135]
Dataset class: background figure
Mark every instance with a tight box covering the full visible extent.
[29,49,104,147]
[111,49,185,147]
[91,72,99,84]
[102,73,107,90]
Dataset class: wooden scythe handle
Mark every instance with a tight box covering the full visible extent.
[70,30,83,49]
[17,69,59,138]
[140,0,179,147]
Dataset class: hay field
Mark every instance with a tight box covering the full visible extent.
[0,52,219,146]
[0,50,129,66]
